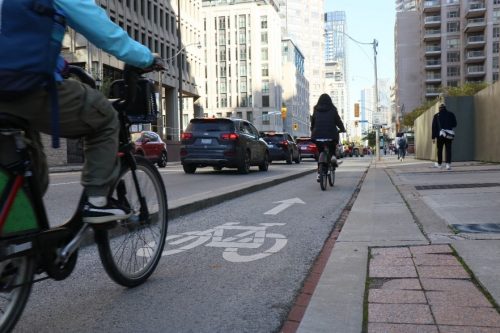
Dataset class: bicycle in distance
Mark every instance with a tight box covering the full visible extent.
[0,65,168,332]
[315,139,340,191]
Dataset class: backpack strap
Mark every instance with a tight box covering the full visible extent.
[48,78,60,148]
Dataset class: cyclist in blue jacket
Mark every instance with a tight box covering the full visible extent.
[0,0,163,223]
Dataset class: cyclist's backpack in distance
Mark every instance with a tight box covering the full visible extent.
[0,0,66,99]
[398,136,407,148]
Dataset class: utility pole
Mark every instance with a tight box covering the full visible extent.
[373,39,381,161]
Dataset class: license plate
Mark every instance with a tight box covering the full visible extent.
[201,139,212,144]
[267,144,274,148]
[300,147,307,150]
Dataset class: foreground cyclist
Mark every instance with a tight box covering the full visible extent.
[310,94,346,181]
[0,0,163,223]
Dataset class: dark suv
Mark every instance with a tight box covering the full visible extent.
[132,131,168,167]
[180,118,270,174]
[260,132,301,164]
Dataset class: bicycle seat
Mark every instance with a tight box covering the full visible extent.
[0,112,29,131]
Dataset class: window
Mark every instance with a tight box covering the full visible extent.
[236,112,243,119]
[494,9,500,22]
[261,48,268,61]
[219,47,226,61]
[447,21,459,33]
[494,26,500,38]
[226,112,232,118]
[261,32,268,44]
[239,46,247,60]
[262,95,269,107]
[261,16,267,29]
[447,10,459,18]
[494,42,500,53]
[219,17,225,30]
[240,93,248,107]
[239,61,247,76]
[447,38,459,49]
[261,111,270,125]
[262,80,269,93]
[493,56,499,69]
[447,66,460,77]
[239,30,246,44]
[240,81,247,93]
[220,62,226,77]
[238,15,246,28]
[220,94,227,108]
[447,51,460,62]
[220,81,227,93]
[262,64,269,77]
[247,111,253,123]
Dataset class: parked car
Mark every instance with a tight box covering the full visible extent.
[132,131,168,167]
[180,118,270,174]
[260,131,301,164]
[296,137,319,161]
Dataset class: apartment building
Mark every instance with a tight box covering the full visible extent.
[62,0,203,140]
[280,0,325,114]
[281,38,310,137]
[324,11,350,139]
[396,0,500,116]
[201,0,284,131]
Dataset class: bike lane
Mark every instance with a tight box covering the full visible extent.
[15,158,370,332]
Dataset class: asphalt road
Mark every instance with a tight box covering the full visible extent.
[15,158,371,333]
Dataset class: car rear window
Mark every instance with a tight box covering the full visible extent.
[186,119,234,132]
[296,139,312,145]
[263,134,284,143]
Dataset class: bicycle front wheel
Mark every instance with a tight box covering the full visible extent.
[0,255,35,333]
[96,156,168,287]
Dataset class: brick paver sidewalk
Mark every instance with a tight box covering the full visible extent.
[367,245,500,333]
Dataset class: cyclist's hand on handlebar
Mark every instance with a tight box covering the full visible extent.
[142,53,165,73]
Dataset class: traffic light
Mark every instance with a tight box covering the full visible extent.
[293,123,298,131]
[281,106,287,119]
[354,103,360,118]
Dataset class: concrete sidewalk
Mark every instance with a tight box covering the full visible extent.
[297,156,500,333]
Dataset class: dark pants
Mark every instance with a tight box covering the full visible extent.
[436,136,452,164]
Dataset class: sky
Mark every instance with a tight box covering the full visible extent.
[324,1,396,105]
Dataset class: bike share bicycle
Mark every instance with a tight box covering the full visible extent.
[0,65,168,332]
[315,139,339,191]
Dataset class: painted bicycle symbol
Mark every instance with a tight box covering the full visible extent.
[161,222,288,262]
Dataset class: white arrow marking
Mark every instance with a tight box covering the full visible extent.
[264,198,305,215]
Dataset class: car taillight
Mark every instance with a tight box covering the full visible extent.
[309,144,316,149]
[181,133,193,140]
[281,140,288,146]
[220,133,239,140]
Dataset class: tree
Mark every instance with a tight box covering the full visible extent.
[362,130,376,148]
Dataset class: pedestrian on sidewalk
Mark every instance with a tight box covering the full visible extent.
[431,104,457,170]
[397,133,408,161]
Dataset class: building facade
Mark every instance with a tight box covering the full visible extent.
[62,0,203,140]
[280,0,325,114]
[201,0,284,131]
[324,11,350,140]
[396,0,500,119]
[281,38,310,137]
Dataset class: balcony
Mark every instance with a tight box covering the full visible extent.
[425,45,441,56]
[465,50,486,63]
[425,59,442,69]
[465,35,486,48]
[425,72,442,83]
[423,0,441,13]
[425,86,441,97]
[423,29,441,41]
[466,65,486,78]
[424,15,441,27]
[466,3,486,18]
[464,18,486,33]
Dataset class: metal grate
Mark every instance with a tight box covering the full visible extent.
[452,223,500,234]
[415,183,500,190]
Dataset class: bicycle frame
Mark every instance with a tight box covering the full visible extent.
[0,65,148,279]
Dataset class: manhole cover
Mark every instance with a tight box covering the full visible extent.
[452,223,500,234]
[415,183,500,190]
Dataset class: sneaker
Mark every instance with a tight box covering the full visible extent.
[445,163,451,170]
[431,162,442,169]
[83,197,132,224]
[316,174,321,182]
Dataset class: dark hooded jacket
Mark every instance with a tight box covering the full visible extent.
[432,104,457,139]
[310,94,346,142]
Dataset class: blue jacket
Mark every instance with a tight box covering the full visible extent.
[55,0,153,69]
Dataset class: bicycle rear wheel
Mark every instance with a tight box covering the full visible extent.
[319,163,328,191]
[96,156,168,287]
[328,165,335,187]
[0,255,35,332]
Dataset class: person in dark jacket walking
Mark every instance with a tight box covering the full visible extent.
[310,94,346,180]
[431,104,457,170]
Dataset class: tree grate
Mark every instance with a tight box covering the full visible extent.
[452,223,500,234]
[415,183,500,190]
